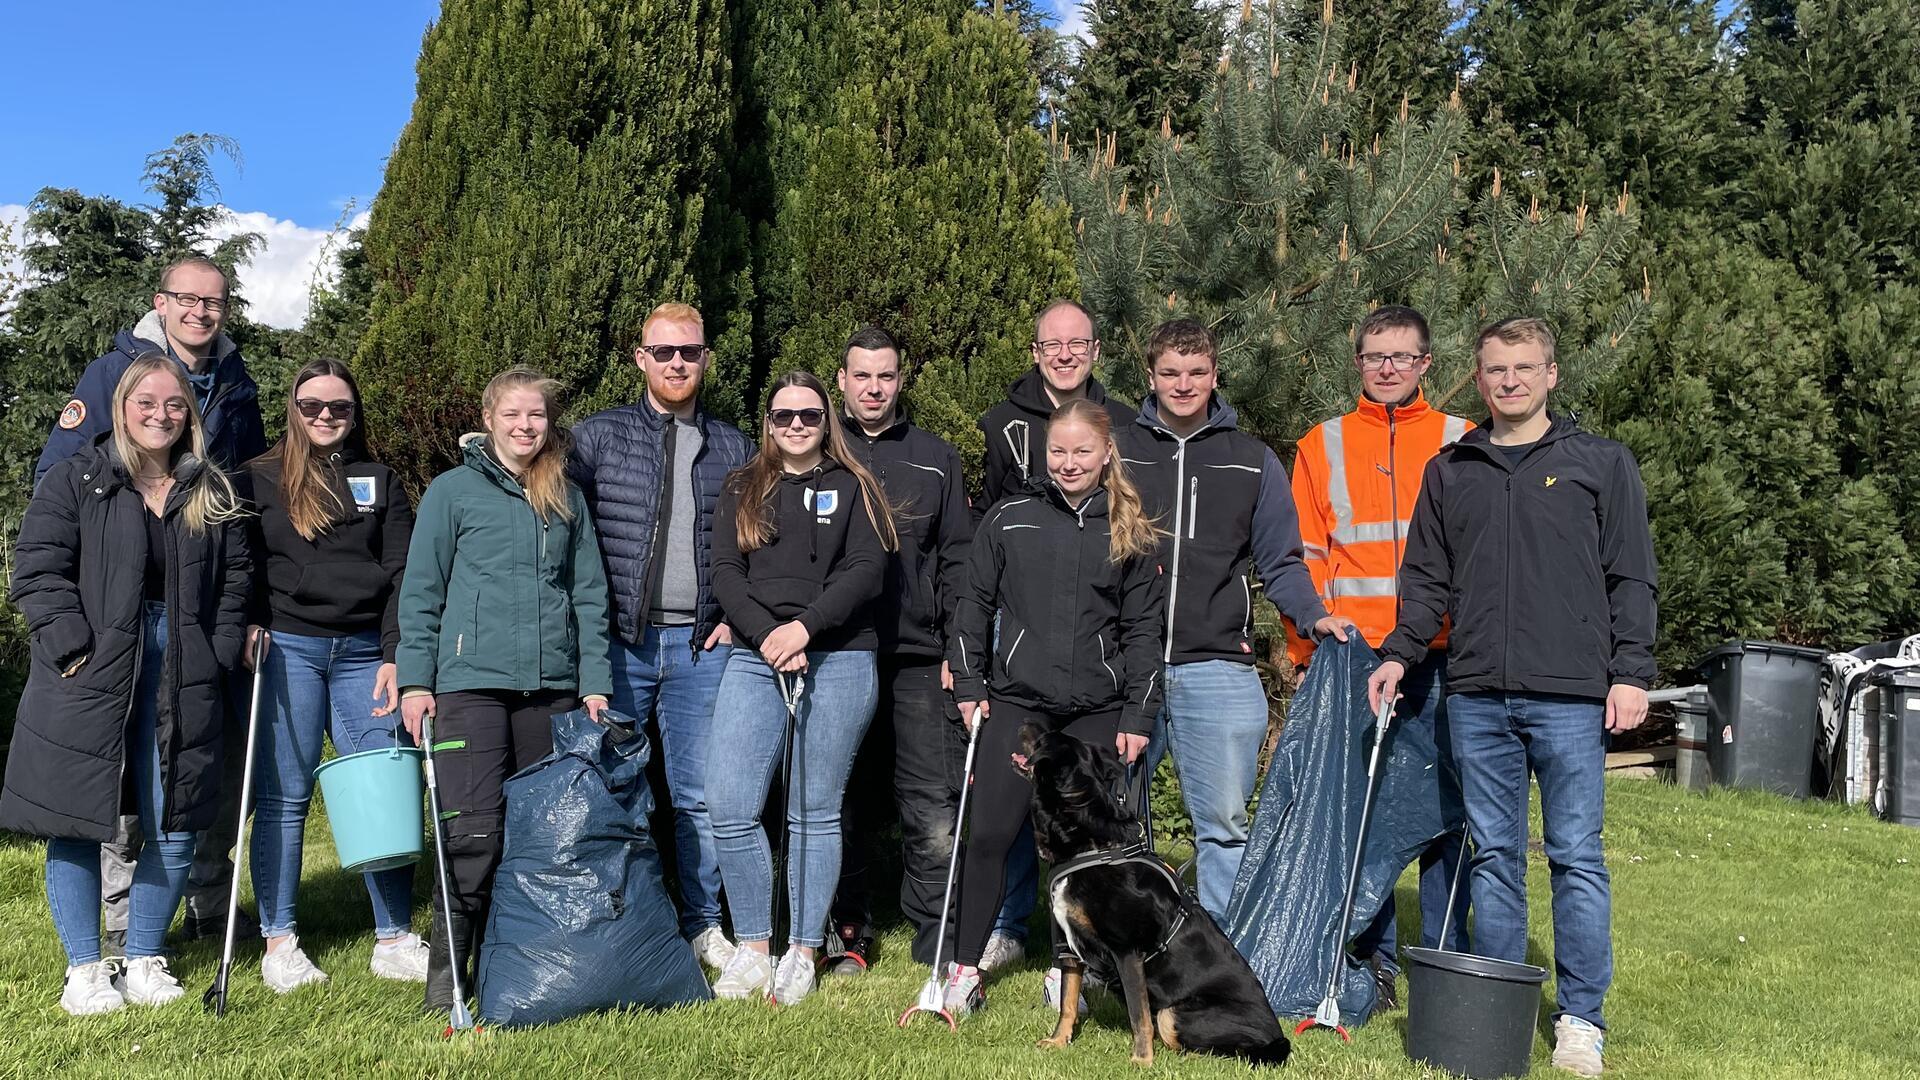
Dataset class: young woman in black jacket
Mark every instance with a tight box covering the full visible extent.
[944,397,1166,1017]
[2,355,250,1015]
[240,358,425,993]
[706,370,895,1006]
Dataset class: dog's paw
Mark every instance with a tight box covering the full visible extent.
[1036,1035,1072,1051]
[1129,1051,1154,1068]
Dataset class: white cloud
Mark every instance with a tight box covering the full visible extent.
[214,207,371,330]
[1056,2,1089,42]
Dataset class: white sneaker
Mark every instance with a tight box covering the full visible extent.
[122,955,186,1006]
[1552,1015,1606,1077]
[770,949,816,1006]
[691,926,737,969]
[369,933,431,983]
[1042,966,1088,1013]
[260,935,329,994]
[942,962,985,1017]
[978,930,1026,973]
[60,959,125,1016]
[711,947,775,1000]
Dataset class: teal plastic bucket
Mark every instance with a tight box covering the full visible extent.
[314,742,426,873]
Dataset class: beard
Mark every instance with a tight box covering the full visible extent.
[649,373,699,407]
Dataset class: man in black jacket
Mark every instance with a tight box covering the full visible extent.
[1368,317,1656,1079]
[1121,319,1352,921]
[822,326,974,973]
[566,301,755,970]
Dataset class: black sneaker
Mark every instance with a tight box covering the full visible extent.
[1367,953,1400,1010]
[823,923,873,977]
[182,906,261,943]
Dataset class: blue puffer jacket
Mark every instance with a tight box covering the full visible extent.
[566,397,754,648]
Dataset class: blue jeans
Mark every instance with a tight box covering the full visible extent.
[46,602,197,964]
[706,649,876,949]
[1354,652,1468,970]
[1146,659,1269,920]
[1449,691,1613,1029]
[610,626,731,937]
[250,629,416,940]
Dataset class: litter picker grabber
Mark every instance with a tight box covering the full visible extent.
[771,669,806,992]
[204,630,270,1017]
[1294,690,1397,1042]
[898,704,986,1031]
[422,708,481,1037]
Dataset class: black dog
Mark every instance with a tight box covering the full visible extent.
[1016,724,1290,1067]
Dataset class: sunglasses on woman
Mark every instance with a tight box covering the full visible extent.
[296,398,357,420]
[767,408,825,429]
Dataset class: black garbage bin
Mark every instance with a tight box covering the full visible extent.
[1698,641,1828,798]
[1873,669,1920,828]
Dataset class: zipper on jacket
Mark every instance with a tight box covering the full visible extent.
[1187,476,1198,540]
[1242,574,1253,642]
[1503,470,1513,686]
[1098,633,1119,691]
[1164,440,1188,663]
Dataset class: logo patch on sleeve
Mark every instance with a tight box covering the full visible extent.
[57,399,87,430]
[348,475,378,510]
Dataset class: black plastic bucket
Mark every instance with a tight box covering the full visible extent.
[1404,946,1549,1078]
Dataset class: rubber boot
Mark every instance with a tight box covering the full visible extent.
[424,908,478,1012]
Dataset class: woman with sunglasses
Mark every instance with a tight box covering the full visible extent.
[3,355,250,1014]
[706,371,896,1005]
[396,367,613,1011]
[236,358,426,993]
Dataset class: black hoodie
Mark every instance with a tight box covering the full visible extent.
[242,451,415,660]
[1380,413,1658,699]
[711,458,887,652]
[950,485,1166,734]
[976,368,1137,505]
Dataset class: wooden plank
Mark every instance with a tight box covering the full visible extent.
[1606,746,1677,770]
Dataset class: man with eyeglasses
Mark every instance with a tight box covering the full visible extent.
[566,301,755,970]
[1287,304,1472,1004]
[1367,317,1656,1078]
[33,255,269,955]
[971,297,1136,979]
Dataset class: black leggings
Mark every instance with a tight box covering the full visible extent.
[954,701,1120,967]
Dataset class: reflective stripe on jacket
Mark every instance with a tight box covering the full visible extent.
[1286,391,1470,666]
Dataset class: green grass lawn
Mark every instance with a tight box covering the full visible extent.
[1,778,1915,1079]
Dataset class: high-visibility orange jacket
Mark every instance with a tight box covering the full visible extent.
[1286,391,1472,666]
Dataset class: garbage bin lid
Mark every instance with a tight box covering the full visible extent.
[1868,666,1920,689]
[1696,640,1830,667]
[1403,947,1549,985]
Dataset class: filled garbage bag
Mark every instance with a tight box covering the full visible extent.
[1224,637,1460,1027]
[478,708,712,1026]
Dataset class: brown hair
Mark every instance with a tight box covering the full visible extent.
[1146,318,1217,366]
[728,370,899,553]
[1474,316,1557,366]
[255,358,368,541]
[1354,304,1431,355]
[1046,399,1161,562]
[481,367,575,522]
[1033,298,1099,342]
[157,255,230,299]
[109,355,244,535]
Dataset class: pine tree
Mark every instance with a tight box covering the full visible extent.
[749,0,1078,476]
[1061,0,1228,171]
[354,0,744,489]
[1290,0,1458,140]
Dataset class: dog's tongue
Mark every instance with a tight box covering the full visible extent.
[1010,752,1029,770]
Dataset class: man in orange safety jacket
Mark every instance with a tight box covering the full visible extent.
[1286,304,1471,1005]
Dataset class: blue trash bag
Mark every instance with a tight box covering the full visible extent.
[1223,637,1460,1027]
[477,708,712,1026]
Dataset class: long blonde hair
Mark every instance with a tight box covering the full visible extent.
[255,357,366,541]
[481,367,575,522]
[1048,398,1161,562]
[109,355,245,535]
[728,370,899,553]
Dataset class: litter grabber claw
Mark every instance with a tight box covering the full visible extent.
[1295,689,1397,1043]
[899,704,986,1031]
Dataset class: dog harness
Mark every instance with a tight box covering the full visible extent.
[1048,840,1197,979]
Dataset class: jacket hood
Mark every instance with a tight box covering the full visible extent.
[459,431,526,493]
[82,430,211,504]
[1005,366,1112,417]
[1138,392,1240,435]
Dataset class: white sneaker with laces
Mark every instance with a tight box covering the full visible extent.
[978,930,1025,973]
[942,962,985,1018]
[261,935,330,994]
[122,955,186,1006]
[711,947,775,1000]
[770,949,816,1006]
[369,933,430,982]
[1552,1015,1606,1077]
[691,926,737,969]
[60,959,125,1016]
[1042,966,1089,1014]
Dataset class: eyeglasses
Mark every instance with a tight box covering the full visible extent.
[1480,362,1548,382]
[1357,351,1428,371]
[161,291,228,314]
[296,398,357,420]
[767,408,825,429]
[130,396,191,418]
[1034,338,1095,358]
[641,344,709,364]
